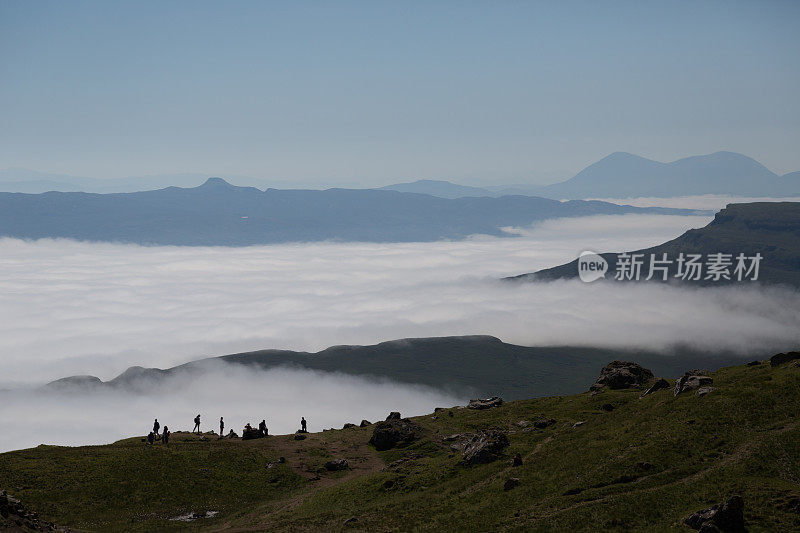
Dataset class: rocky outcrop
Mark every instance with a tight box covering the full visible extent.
[467,396,504,410]
[685,495,745,532]
[459,430,510,466]
[369,419,420,451]
[1,489,68,531]
[590,361,654,391]
[385,412,401,421]
[769,351,800,367]
[359,420,372,427]
[242,427,266,440]
[674,371,714,396]
[343,423,357,429]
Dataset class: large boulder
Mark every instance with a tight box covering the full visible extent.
[590,361,654,391]
[385,412,401,421]
[242,427,265,440]
[467,396,504,410]
[1,489,63,531]
[770,351,800,367]
[369,419,420,451]
[674,371,714,396]
[460,430,510,466]
[685,495,745,532]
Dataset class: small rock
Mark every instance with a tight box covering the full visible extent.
[343,517,358,526]
[370,419,420,451]
[503,478,520,491]
[674,372,714,396]
[641,378,671,397]
[359,419,372,427]
[515,420,530,428]
[434,407,446,412]
[460,430,510,466]
[533,418,556,429]
[294,434,307,441]
[572,421,586,429]
[685,495,745,532]
[278,457,286,463]
[324,459,349,471]
[696,387,716,397]
[590,360,654,391]
[467,396,504,410]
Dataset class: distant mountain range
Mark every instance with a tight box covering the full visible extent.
[507,202,800,287]
[379,152,800,200]
[47,336,748,400]
[5,151,799,199]
[0,178,695,245]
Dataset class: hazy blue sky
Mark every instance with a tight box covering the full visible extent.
[1,1,799,185]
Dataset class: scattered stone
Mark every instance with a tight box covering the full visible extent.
[460,430,510,466]
[533,418,556,429]
[511,453,523,467]
[369,418,420,450]
[601,403,615,412]
[746,360,761,366]
[685,495,745,532]
[443,433,464,442]
[170,510,219,522]
[503,478,520,491]
[386,412,401,421]
[360,420,372,427]
[696,387,716,397]
[434,407,446,412]
[278,457,286,463]
[674,371,714,396]
[343,423,357,429]
[324,459,349,471]
[572,421,586,429]
[641,378,671,397]
[590,361,655,391]
[467,396,504,410]
[343,517,358,526]
[294,434,307,441]
[770,351,800,367]
[515,420,530,428]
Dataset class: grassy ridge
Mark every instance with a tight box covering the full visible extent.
[2,359,800,531]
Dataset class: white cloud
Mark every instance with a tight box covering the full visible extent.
[588,195,800,211]
[0,212,797,389]
[0,364,462,452]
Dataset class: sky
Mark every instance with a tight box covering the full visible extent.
[1,1,799,185]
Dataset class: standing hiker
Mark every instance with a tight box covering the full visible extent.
[153,418,160,435]
[258,419,267,436]
[220,417,224,436]
[162,426,170,445]
[301,417,307,433]
[193,414,201,434]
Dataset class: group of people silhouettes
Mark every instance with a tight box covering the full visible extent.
[146,418,169,445]
[144,414,308,444]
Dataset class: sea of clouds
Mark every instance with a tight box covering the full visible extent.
[1,212,799,451]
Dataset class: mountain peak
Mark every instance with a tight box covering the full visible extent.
[199,177,234,189]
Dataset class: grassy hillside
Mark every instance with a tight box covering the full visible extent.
[4,356,800,531]
[510,202,800,287]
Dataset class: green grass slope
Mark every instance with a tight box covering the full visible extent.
[3,357,800,532]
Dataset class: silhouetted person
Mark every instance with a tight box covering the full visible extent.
[193,414,201,434]
[220,417,224,436]
[162,426,170,445]
[153,418,160,435]
[301,417,307,432]
[259,419,267,436]
[147,431,154,445]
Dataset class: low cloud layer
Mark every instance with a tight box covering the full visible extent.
[1,213,798,390]
[0,364,463,453]
[589,195,800,211]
